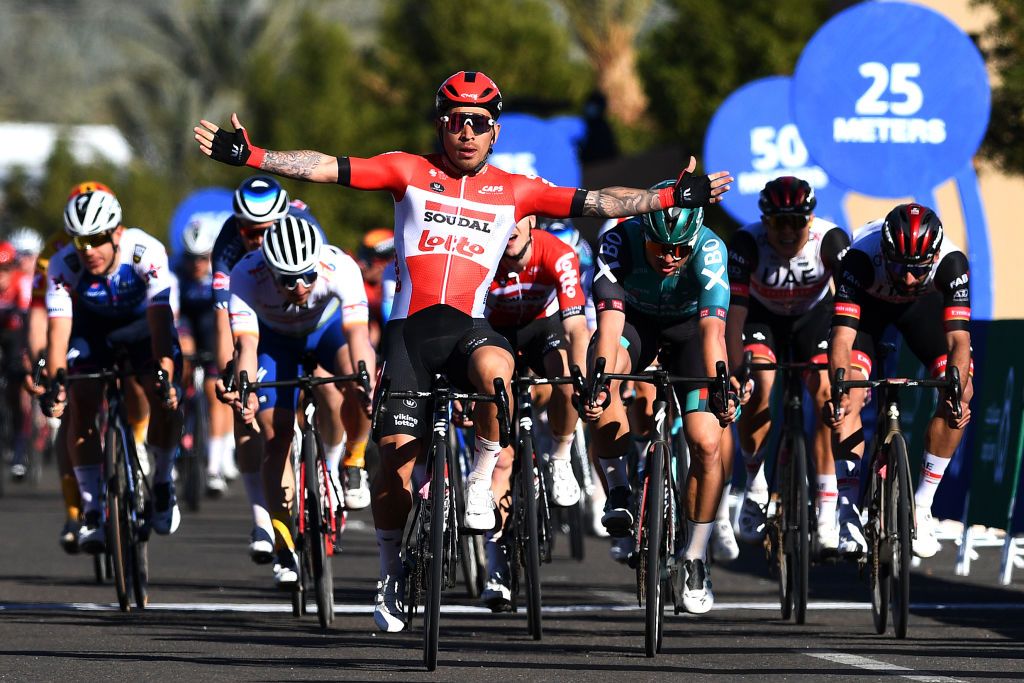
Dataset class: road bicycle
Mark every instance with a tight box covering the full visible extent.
[832,359,961,639]
[238,359,369,630]
[372,372,510,671]
[578,357,728,657]
[178,351,213,511]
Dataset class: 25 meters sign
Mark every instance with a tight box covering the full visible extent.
[792,1,990,197]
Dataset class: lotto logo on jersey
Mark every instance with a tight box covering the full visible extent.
[555,253,578,299]
[417,230,485,257]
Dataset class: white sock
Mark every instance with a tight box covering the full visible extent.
[716,483,732,523]
[150,445,176,484]
[602,454,629,490]
[207,434,226,476]
[915,452,950,510]
[744,455,768,495]
[684,519,714,561]
[242,471,272,532]
[325,441,344,495]
[469,436,502,485]
[817,474,838,524]
[73,464,104,516]
[837,459,861,513]
[551,434,574,462]
[376,528,404,578]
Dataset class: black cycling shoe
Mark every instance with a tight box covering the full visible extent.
[601,486,634,537]
[60,520,81,555]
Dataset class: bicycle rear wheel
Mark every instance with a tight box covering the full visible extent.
[774,437,793,621]
[519,433,543,641]
[451,434,483,597]
[788,432,809,625]
[643,442,666,658]
[889,434,912,639]
[423,435,446,671]
[567,435,587,561]
[303,430,333,630]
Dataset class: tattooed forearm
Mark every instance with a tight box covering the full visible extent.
[262,150,336,182]
[581,187,664,218]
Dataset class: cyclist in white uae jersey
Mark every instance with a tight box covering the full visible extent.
[194,69,732,632]
[227,216,375,587]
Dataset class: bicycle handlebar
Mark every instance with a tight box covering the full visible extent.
[237,360,369,412]
[573,357,730,414]
[832,365,963,421]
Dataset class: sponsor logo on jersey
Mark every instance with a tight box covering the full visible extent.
[403,399,417,409]
[950,274,968,288]
[213,272,230,290]
[554,252,578,299]
[430,182,445,193]
[953,289,969,302]
[944,306,971,322]
[417,230,485,257]
[133,244,147,264]
[422,200,494,234]
[835,302,861,318]
[478,185,504,194]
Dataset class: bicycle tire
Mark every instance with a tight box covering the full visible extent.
[126,441,147,610]
[775,435,793,621]
[567,438,587,561]
[189,394,208,509]
[890,434,912,639]
[303,430,332,630]
[106,424,131,612]
[451,435,481,598]
[868,451,890,635]
[518,431,543,641]
[644,441,666,658]
[93,552,104,584]
[789,431,810,625]
[423,435,446,671]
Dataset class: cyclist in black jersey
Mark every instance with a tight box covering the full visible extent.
[826,203,973,559]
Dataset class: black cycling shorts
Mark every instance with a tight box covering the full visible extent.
[377,304,514,439]
[855,290,964,377]
[743,296,832,363]
[494,315,566,377]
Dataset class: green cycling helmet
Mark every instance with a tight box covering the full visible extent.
[641,179,704,247]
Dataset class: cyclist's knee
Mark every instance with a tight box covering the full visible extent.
[469,346,513,389]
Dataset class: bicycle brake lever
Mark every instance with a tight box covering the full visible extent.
[831,368,846,422]
[370,374,391,442]
[493,377,511,449]
[948,365,963,421]
[357,360,370,395]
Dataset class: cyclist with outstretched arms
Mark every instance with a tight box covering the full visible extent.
[224,216,375,587]
[194,70,732,632]
[583,185,739,614]
[826,203,973,559]
[476,214,589,609]
[42,186,183,552]
[726,176,853,553]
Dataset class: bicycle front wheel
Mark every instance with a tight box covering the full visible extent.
[423,434,446,671]
[303,430,333,630]
[867,445,890,635]
[519,433,543,641]
[643,442,666,658]
[106,424,131,612]
[889,434,912,639]
[788,432,810,625]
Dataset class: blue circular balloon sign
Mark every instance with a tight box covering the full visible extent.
[704,76,847,226]
[792,1,990,197]
[489,113,586,188]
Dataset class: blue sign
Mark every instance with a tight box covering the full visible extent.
[792,1,991,198]
[703,76,848,227]
[490,113,586,188]
[168,187,233,257]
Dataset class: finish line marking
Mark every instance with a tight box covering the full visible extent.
[2,601,1023,614]
[806,651,966,683]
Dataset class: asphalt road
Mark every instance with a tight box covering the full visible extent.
[2,466,1022,682]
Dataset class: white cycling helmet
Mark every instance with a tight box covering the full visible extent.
[63,189,123,236]
[182,217,219,256]
[233,175,290,224]
[8,227,43,256]
[262,215,322,275]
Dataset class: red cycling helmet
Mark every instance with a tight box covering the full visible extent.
[0,241,16,267]
[758,176,817,215]
[435,71,502,120]
[881,203,943,264]
[67,180,113,201]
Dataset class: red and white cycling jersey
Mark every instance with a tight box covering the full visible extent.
[340,152,582,320]
[0,270,31,331]
[485,230,586,328]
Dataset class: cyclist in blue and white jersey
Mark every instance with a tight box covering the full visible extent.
[226,216,375,586]
[44,187,183,552]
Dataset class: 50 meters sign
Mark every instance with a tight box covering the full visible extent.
[792,1,990,197]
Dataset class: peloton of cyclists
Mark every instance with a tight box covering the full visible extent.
[194,69,731,632]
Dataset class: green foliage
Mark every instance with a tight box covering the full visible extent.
[974,0,1024,174]
[637,0,832,157]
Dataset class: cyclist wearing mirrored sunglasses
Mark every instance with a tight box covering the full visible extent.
[225,215,375,588]
[586,179,739,614]
[827,202,973,560]
[726,176,857,555]
[43,186,183,551]
[209,175,325,570]
[194,69,732,633]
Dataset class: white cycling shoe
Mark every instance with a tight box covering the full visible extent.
[816,516,840,553]
[678,559,714,614]
[463,479,497,531]
[838,509,867,558]
[711,518,740,562]
[913,507,941,558]
[549,459,581,507]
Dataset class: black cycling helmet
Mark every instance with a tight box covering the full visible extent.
[881,203,943,264]
[759,176,816,216]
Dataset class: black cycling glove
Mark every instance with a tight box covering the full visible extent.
[673,172,713,208]
[210,124,264,168]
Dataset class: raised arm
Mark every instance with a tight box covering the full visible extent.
[579,156,733,218]
[194,113,339,183]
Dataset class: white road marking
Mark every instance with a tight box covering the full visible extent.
[806,651,966,683]
[1,601,1022,614]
